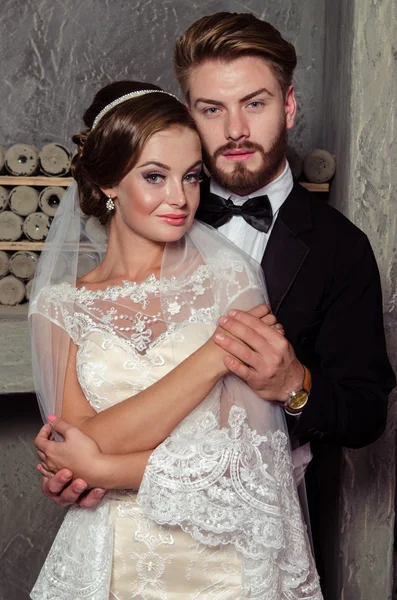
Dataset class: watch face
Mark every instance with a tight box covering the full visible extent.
[289,391,309,410]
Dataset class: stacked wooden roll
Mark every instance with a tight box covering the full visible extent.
[0,186,65,242]
[287,146,336,184]
[0,142,72,306]
[2,143,71,177]
[0,250,38,305]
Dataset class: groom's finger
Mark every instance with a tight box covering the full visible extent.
[246,303,271,318]
[226,310,285,347]
[217,316,270,355]
[214,331,260,369]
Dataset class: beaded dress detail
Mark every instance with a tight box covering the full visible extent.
[29,223,322,600]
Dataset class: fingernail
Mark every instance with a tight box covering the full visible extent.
[214,333,225,341]
[75,485,86,493]
[47,414,56,423]
[36,464,41,471]
[219,317,228,325]
[228,310,236,316]
[96,489,106,497]
[63,475,72,482]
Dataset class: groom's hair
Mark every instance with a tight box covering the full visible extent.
[174,12,297,101]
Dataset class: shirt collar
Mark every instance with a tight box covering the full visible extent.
[209,160,293,215]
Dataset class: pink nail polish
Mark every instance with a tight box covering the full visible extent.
[47,414,56,423]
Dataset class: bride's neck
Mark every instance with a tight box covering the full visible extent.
[97,219,165,282]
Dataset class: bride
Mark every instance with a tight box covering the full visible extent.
[30,80,321,599]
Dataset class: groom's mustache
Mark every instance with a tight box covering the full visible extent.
[213,141,264,159]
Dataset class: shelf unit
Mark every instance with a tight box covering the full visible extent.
[0,176,330,317]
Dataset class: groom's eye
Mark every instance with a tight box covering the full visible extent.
[203,107,219,115]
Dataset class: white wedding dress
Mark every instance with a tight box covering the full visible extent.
[30,237,322,600]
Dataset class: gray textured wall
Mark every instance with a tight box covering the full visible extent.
[0,0,325,156]
[323,0,397,598]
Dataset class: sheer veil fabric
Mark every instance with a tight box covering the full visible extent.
[29,183,321,599]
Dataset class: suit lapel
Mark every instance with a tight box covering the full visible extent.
[262,182,313,315]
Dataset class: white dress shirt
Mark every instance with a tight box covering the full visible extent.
[211,161,294,264]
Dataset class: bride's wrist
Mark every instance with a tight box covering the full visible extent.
[200,339,229,379]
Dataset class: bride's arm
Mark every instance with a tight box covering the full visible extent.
[62,334,229,455]
[36,420,151,489]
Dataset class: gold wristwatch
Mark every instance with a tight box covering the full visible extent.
[284,365,311,414]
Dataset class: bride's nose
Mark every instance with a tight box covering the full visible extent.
[168,181,187,208]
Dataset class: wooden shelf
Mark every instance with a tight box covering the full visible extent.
[299,182,329,192]
[0,241,96,251]
[0,177,328,192]
[0,303,29,319]
[0,176,72,187]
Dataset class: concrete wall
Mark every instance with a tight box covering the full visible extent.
[323,0,397,598]
[0,0,325,156]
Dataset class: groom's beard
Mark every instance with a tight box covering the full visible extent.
[203,123,287,196]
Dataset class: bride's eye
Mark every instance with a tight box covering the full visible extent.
[143,172,166,184]
[183,172,203,184]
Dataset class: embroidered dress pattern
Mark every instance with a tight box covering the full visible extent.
[30,248,321,600]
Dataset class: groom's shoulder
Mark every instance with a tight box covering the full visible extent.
[294,183,366,243]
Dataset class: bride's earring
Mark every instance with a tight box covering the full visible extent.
[106,195,115,211]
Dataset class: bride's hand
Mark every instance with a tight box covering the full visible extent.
[35,417,103,487]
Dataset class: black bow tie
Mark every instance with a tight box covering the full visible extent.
[196,192,273,232]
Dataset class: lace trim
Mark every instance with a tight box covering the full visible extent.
[137,406,322,599]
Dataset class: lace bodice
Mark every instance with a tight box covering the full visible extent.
[30,247,322,600]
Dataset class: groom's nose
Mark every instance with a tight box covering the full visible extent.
[224,109,250,141]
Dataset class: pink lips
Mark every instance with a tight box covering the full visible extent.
[157,213,188,226]
[223,149,256,162]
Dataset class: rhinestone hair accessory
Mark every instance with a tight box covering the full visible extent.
[92,90,179,130]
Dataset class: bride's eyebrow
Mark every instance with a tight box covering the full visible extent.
[185,160,203,171]
[137,160,203,171]
[137,161,171,170]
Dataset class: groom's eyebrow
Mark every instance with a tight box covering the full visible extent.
[194,87,274,108]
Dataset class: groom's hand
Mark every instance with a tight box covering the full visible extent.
[213,308,303,402]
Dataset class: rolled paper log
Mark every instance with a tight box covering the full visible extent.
[0,211,23,241]
[0,251,9,278]
[9,250,38,280]
[25,278,33,301]
[286,146,303,179]
[303,149,336,183]
[85,215,108,246]
[38,186,65,216]
[0,275,26,305]
[0,186,8,212]
[0,146,5,172]
[9,186,39,216]
[77,253,98,279]
[39,143,71,176]
[5,144,39,176]
[23,212,51,241]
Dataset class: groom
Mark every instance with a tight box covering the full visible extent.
[38,12,395,590]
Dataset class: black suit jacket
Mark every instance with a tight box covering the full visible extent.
[199,180,395,593]
[200,178,395,594]
[200,178,395,448]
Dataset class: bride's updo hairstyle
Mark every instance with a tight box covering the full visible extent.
[72,81,197,226]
